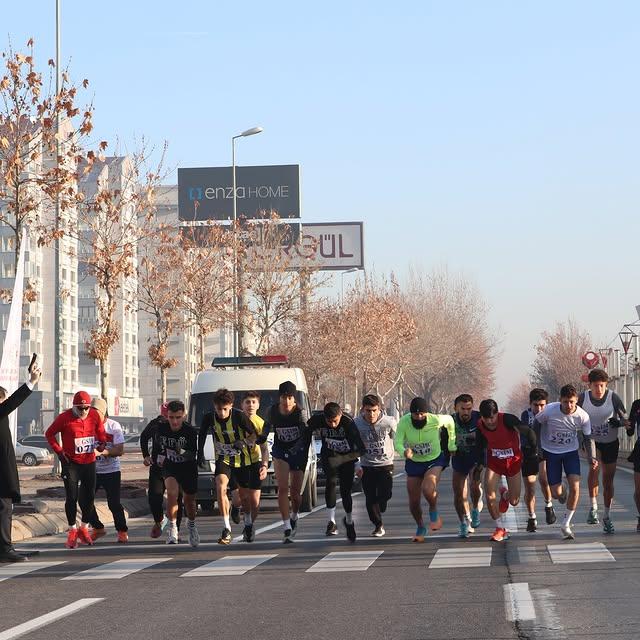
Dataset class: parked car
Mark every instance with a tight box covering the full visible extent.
[18,434,54,453]
[15,442,51,467]
[123,434,141,453]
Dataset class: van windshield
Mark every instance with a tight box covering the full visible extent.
[189,390,309,429]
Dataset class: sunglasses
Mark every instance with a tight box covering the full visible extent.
[76,405,91,411]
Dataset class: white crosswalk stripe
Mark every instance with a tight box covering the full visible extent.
[180,554,277,577]
[62,557,173,580]
[429,547,492,568]
[546,542,615,564]
[0,561,65,582]
[306,550,384,572]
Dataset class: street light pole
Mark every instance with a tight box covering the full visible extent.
[231,126,263,358]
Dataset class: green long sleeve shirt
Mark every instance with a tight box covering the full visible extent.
[394,413,457,462]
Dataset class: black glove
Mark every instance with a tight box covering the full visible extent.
[607,418,621,430]
[627,427,635,437]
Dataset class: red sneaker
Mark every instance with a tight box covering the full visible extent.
[90,527,107,542]
[429,516,443,532]
[499,486,509,513]
[77,526,94,546]
[490,527,509,542]
[65,528,79,549]
[117,531,129,543]
[150,523,162,539]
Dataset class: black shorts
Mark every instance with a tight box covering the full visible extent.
[216,461,262,490]
[163,462,198,495]
[521,456,540,478]
[595,439,619,465]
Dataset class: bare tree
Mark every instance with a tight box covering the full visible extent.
[531,318,590,399]
[505,379,532,415]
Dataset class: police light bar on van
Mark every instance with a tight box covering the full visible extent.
[211,355,290,368]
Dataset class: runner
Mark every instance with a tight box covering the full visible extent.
[262,381,310,544]
[534,384,597,540]
[45,391,107,549]
[196,388,258,545]
[309,402,365,541]
[520,388,554,532]
[394,397,456,542]
[476,399,537,542]
[450,394,483,538]
[579,369,628,533]
[87,398,128,543]
[354,394,397,537]
[155,400,200,547]
[628,399,640,532]
[140,403,183,539]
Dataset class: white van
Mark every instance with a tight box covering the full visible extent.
[188,356,318,512]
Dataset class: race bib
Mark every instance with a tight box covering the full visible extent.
[492,448,514,459]
[550,430,574,446]
[74,437,95,455]
[412,442,432,456]
[166,449,181,462]
[276,426,300,443]
[215,442,239,456]
[326,438,350,453]
[365,443,384,457]
[592,423,609,438]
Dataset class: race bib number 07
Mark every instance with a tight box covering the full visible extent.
[74,437,95,454]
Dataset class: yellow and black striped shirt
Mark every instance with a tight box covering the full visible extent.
[200,408,258,468]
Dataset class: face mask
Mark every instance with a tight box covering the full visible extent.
[411,418,427,429]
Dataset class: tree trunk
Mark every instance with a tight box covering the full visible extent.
[160,366,167,403]
[99,357,109,400]
[198,329,205,371]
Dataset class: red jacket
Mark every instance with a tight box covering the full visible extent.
[45,407,107,464]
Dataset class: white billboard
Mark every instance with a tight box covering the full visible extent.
[288,222,364,271]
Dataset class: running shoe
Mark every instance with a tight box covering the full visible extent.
[65,528,79,549]
[325,521,338,536]
[561,524,575,540]
[587,507,599,524]
[90,527,107,542]
[188,523,200,548]
[217,528,232,545]
[343,517,356,542]
[470,508,481,529]
[290,517,298,538]
[242,525,255,542]
[150,523,162,539]
[490,527,509,542]
[545,505,556,525]
[167,523,179,545]
[557,481,568,505]
[230,506,241,525]
[283,528,294,544]
[602,517,615,534]
[77,526,93,546]
[372,525,385,538]
[498,486,509,513]
[160,516,169,531]
[458,521,470,538]
[526,517,537,533]
[117,531,129,544]
[429,514,443,532]
[413,525,427,543]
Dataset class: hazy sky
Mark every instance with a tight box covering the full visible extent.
[5,1,639,401]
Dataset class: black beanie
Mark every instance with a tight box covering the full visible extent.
[409,397,429,413]
[279,381,297,396]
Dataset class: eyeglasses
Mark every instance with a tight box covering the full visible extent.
[76,405,91,411]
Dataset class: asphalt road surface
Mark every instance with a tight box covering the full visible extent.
[3,459,640,640]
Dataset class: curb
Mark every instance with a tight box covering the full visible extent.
[11,497,150,543]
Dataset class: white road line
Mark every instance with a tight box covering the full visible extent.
[0,561,65,582]
[547,542,615,564]
[504,583,536,622]
[0,598,103,640]
[429,547,492,568]
[62,557,172,580]
[180,554,277,577]
[306,550,383,572]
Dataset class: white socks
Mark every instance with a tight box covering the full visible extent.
[327,507,336,523]
[591,497,598,509]
[562,510,575,527]
[495,516,503,528]
[545,500,553,508]
[223,515,231,530]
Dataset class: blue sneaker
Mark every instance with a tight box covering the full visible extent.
[458,521,470,538]
[413,525,427,542]
[471,509,481,529]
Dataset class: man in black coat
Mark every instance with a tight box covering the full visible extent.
[0,364,42,562]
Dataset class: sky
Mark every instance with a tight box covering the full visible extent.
[4,1,639,401]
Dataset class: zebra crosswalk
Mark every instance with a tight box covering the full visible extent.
[0,539,630,584]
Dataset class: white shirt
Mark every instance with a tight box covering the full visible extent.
[95,418,125,474]
[535,402,591,454]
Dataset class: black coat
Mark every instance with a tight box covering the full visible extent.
[0,384,33,502]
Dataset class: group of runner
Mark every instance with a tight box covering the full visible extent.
[44,368,639,549]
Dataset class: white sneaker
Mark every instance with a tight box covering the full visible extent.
[160,516,169,532]
[561,524,575,540]
[166,524,178,545]
[188,523,200,548]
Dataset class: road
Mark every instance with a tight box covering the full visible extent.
[2,459,640,640]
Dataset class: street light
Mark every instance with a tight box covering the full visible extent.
[340,268,360,304]
[231,126,263,357]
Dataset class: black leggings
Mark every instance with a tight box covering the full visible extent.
[324,460,356,513]
[88,471,128,532]
[148,464,183,528]
[362,465,394,526]
[62,461,96,526]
